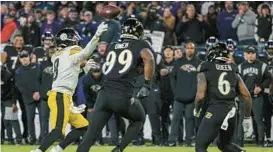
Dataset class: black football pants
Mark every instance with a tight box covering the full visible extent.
[263,94,272,139]
[195,105,243,152]
[77,87,146,152]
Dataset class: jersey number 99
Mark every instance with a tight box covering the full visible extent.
[102,49,133,75]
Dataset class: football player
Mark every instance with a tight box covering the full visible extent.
[194,43,252,152]
[77,17,155,152]
[30,22,108,152]
[31,32,54,63]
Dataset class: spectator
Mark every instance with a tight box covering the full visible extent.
[201,2,215,16]
[175,5,205,45]
[77,11,98,47]
[17,1,34,18]
[174,48,183,59]
[57,6,69,23]
[1,63,22,145]
[204,5,218,39]
[34,9,43,27]
[39,46,54,142]
[1,14,18,43]
[40,11,60,35]
[119,2,140,24]
[232,2,256,45]
[142,6,165,32]
[15,50,42,145]
[99,16,121,44]
[159,46,175,143]
[93,3,104,23]
[237,46,271,146]
[163,7,177,45]
[254,4,273,50]
[62,8,79,29]
[168,41,201,146]
[1,4,9,30]
[216,1,238,41]
[21,13,41,47]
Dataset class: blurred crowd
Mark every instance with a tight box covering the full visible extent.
[1,1,273,149]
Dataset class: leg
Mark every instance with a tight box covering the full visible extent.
[184,102,195,146]
[11,120,22,144]
[4,120,13,144]
[36,101,42,142]
[161,98,171,143]
[168,101,184,143]
[77,89,112,152]
[17,90,28,140]
[117,98,146,151]
[1,103,5,143]
[236,98,245,146]
[263,95,272,140]
[217,116,245,152]
[38,92,70,152]
[25,102,37,144]
[107,114,119,145]
[40,100,50,141]
[252,96,265,145]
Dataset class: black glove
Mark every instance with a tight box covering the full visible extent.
[136,82,151,99]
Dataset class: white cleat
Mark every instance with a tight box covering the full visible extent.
[30,149,42,152]
[49,145,63,152]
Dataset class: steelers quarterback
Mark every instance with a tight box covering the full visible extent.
[31,22,108,152]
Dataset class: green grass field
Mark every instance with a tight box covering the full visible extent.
[1,145,273,152]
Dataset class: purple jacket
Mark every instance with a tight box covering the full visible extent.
[40,21,61,35]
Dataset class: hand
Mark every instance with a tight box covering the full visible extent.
[197,14,203,22]
[259,38,265,43]
[12,104,18,113]
[87,108,93,113]
[193,108,202,118]
[160,69,169,76]
[243,117,252,133]
[254,86,262,95]
[70,104,86,114]
[33,92,40,101]
[239,9,244,16]
[182,16,188,22]
[136,84,151,99]
[95,22,108,37]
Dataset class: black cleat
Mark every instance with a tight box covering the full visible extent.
[164,141,176,147]
[111,147,122,152]
[263,140,273,147]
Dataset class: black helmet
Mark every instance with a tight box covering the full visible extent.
[206,42,230,62]
[265,40,273,58]
[41,32,54,41]
[55,28,81,48]
[120,17,144,40]
[226,39,237,51]
[205,36,218,50]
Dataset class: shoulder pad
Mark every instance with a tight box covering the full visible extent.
[197,61,209,72]
[69,46,82,55]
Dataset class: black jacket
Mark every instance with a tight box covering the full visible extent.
[1,67,16,103]
[160,59,175,101]
[15,63,41,104]
[22,22,41,47]
[40,59,53,101]
[238,59,271,96]
[82,73,103,109]
[171,56,201,103]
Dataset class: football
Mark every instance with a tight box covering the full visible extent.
[99,5,121,19]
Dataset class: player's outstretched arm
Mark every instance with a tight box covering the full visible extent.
[69,22,108,64]
[194,72,207,112]
[140,48,155,82]
[237,74,252,118]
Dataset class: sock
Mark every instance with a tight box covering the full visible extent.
[38,129,62,151]
[59,127,87,149]
[55,145,63,151]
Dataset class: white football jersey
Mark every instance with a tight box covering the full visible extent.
[51,45,83,95]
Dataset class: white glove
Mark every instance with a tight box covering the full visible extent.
[193,108,202,118]
[95,22,108,37]
[70,104,86,114]
[243,117,252,135]
[83,59,96,73]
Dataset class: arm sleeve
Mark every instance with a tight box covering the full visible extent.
[232,14,242,28]
[260,64,271,90]
[69,35,100,64]
[170,61,178,93]
[269,18,273,40]
[82,77,95,108]
[35,64,41,92]
[254,18,259,42]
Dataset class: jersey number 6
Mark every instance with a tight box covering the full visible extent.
[102,49,133,75]
[218,72,231,95]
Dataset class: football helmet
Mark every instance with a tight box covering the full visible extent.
[206,42,230,62]
[205,36,219,50]
[55,28,81,48]
[41,32,54,41]
[226,39,237,51]
[120,17,144,40]
[265,40,273,58]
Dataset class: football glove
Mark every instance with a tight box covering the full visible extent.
[193,108,202,118]
[136,84,151,99]
[70,104,86,114]
[95,22,108,37]
[243,117,252,135]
